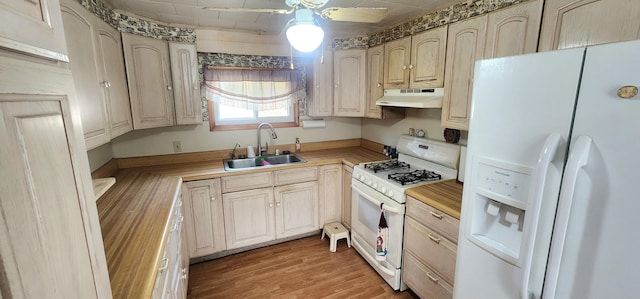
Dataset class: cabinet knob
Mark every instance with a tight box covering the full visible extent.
[158,258,169,271]
[101,81,111,88]
[334,84,339,88]
[269,203,274,208]
[276,202,281,207]
[408,64,413,70]
[617,85,638,99]
[377,83,382,88]
[402,65,407,70]
[211,197,216,201]
[167,85,173,90]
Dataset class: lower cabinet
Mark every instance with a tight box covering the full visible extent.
[341,164,353,229]
[182,179,226,258]
[403,196,459,299]
[222,187,276,249]
[274,181,319,238]
[153,197,188,299]
[319,164,342,224]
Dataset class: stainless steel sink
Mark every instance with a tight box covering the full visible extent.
[223,154,306,171]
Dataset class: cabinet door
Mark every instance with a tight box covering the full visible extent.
[61,2,110,150]
[274,181,319,238]
[484,0,543,58]
[0,55,111,298]
[169,42,202,125]
[366,44,384,118]
[183,179,226,258]
[319,164,342,225]
[441,15,488,130]
[95,20,133,139]
[383,36,411,89]
[122,32,175,129]
[333,49,366,117]
[0,0,67,61]
[306,51,333,117]
[341,165,353,229]
[410,25,448,88]
[222,188,275,249]
[539,0,640,51]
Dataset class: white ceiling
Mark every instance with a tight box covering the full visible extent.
[102,0,457,38]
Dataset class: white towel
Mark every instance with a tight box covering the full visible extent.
[376,203,388,261]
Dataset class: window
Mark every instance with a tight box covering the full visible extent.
[204,68,305,130]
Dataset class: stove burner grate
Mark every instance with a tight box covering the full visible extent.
[388,170,442,185]
[364,160,410,173]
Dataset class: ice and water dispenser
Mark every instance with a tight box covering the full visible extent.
[467,157,532,266]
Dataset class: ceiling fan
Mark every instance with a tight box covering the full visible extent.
[203,0,387,52]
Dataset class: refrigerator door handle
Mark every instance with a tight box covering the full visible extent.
[520,133,563,299]
[542,135,592,299]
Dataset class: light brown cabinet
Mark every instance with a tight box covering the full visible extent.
[61,1,110,150]
[383,26,448,89]
[484,0,543,58]
[403,196,460,299]
[169,42,202,125]
[222,187,276,249]
[182,179,226,258]
[306,51,334,117]
[341,164,353,229]
[539,0,640,51]
[152,196,187,299]
[0,55,112,297]
[366,44,405,119]
[122,32,176,129]
[274,181,319,238]
[441,15,487,131]
[319,164,343,224]
[0,0,68,61]
[333,49,367,117]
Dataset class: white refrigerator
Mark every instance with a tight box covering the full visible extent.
[454,39,640,299]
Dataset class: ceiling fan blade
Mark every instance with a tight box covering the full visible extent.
[300,0,330,9]
[202,7,293,15]
[320,7,387,23]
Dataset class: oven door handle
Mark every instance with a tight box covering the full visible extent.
[352,184,401,214]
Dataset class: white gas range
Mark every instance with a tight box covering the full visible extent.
[350,135,460,291]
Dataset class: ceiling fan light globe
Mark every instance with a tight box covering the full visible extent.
[286,23,324,53]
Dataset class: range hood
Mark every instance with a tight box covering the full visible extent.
[376,88,444,108]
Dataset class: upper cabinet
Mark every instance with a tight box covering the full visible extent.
[441,15,487,130]
[383,26,448,89]
[61,1,110,150]
[306,50,334,117]
[539,0,640,51]
[122,33,176,129]
[442,0,542,130]
[0,0,68,61]
[169,42,202,125]
[366,44,405,119]
[484,0,543,58]
[333,49,366,117]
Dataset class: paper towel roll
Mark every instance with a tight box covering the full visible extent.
[301,120,326,128]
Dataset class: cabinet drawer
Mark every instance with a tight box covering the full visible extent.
[406,196,459,243]
[403,252,453,299]
[221,172,273,193]
[404,216,457,284]
[274,167,318,186]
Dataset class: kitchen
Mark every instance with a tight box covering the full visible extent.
[1,0,639,298]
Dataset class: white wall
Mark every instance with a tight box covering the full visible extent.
[361,108,468,147]
[87,143,114,172]
[110,117,362,158]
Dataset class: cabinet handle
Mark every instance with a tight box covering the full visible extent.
[426,272,439,283]
[269,203,274,208]
[402,65,407,70]
[408,64,413,70]
[181,268,187,274]
[376,83,382,88]
[181,267,188,279]
[430,211,444,219]
[101,81,111,88]
[167,85,172,90]
[617,85,638,99]
[276,202,281,207]
[428,233,441,244]
[180,215,184,223]
[211,196,216,201]
[158,258,169,271]
[177,200,182,207]
[171,223,178,232]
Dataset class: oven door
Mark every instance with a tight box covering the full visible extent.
[351,178,405,288]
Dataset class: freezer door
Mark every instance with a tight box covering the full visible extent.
[543,40,640,299]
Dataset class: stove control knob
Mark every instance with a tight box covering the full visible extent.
[359,175,365,181]
[372,183,378,189]
[387,190,394,197]
[381,187,387,193]
[366,179,372,185]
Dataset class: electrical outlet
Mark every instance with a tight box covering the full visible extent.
[173,141,182,153]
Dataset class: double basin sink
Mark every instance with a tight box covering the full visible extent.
[223,154,306,171]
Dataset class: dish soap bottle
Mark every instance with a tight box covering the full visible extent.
[295,138,301,153]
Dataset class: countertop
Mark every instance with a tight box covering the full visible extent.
[96,146,388,298]
[405,179,464,219]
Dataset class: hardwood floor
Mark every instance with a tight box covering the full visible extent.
[187,235,418,299]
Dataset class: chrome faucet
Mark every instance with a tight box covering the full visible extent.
[257,122,278,156]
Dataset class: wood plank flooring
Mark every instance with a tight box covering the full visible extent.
[187,235,418,299]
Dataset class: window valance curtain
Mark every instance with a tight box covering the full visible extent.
[204,68,306,110]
